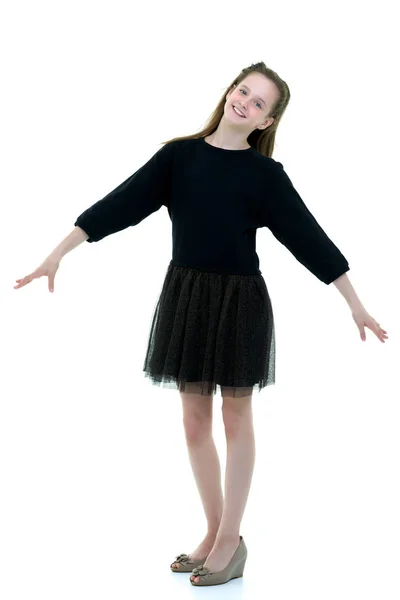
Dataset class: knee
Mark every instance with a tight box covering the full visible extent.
[183,413,212,444]
[221,408,242,437]
[181,392,213,444]
[222,397,252,437]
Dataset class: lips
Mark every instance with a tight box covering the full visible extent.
[233,105,246,118]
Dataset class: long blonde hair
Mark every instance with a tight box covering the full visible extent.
[161,61,290,158]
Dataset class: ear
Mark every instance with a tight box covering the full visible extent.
[260,117,274,129]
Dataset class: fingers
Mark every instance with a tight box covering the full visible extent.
[361,321,389,343]
[375,322,388,335]
[14,273,55,292]
[375,320,389,341]
[371,324,388,343]
[14,275,32,289]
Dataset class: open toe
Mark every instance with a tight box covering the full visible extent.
[170,553,208,573]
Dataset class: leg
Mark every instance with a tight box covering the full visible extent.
[171,390,224,569]
[191,390,255,581]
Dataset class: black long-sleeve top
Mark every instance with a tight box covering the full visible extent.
[74,136,350,284]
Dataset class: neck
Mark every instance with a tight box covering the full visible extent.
[206,121,251,150]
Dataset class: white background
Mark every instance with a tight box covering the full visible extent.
[1,0,399,598]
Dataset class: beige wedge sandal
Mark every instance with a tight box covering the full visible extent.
[189,535,247,586]
[170,553,208,572]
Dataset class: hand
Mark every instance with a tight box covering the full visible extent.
[13,256,61,293]
[351,305,389,343]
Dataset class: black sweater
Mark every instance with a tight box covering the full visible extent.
[74,136,350,284]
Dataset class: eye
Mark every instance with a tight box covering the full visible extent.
[239,89,262,109]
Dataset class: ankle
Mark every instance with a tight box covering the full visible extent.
[206,526,221,538]
[215,532,240,545]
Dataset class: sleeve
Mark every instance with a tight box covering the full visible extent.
[74,141,176,242]
[260,161,350,285]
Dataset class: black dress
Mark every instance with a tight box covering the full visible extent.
[74,137,349,397]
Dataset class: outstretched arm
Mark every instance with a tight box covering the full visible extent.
[261,161,350,285]
[74,141,176,243]
[261,161,389,344]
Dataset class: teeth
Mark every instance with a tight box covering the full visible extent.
[233,106,245,117]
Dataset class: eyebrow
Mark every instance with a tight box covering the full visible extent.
[240,84,267,107]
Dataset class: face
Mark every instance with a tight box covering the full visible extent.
[225,72,278,132]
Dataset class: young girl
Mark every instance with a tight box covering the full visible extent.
[14,62,389,586]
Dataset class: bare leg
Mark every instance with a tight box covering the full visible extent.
[171,391,224,569]
[191,392,255,582]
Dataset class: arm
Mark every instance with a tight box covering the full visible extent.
[260,162,388,342]
[260,161,350,285]
[74,141,176,243]
[332,271,363,309]
[48,226,89,261]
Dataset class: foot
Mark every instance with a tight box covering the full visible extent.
[190,535,240,583]
[171,533,217,570]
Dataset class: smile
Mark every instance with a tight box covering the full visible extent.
[232,105,246,118]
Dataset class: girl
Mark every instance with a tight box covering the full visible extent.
[14,62,389,586]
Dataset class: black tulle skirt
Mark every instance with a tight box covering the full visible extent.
[142,261,275,397]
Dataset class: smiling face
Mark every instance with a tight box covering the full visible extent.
[225,72,279,133]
